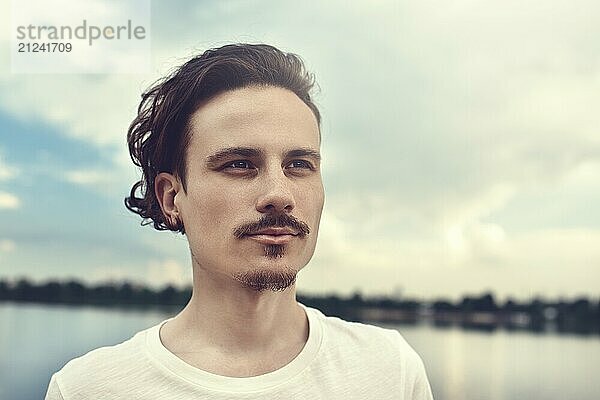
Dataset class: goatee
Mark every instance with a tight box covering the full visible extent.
[233,267,297,292]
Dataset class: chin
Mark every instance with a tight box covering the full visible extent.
[232,265,298,292]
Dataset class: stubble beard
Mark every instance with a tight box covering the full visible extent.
[233,244,298,292]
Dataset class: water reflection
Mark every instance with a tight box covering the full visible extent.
[1,303,599,400]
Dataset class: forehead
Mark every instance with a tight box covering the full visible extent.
[187,86,320,156]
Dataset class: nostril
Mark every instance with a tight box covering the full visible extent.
[256,198,295,214]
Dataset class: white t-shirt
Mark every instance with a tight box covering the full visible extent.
[45,303,434,399]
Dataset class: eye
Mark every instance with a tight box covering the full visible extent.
[224,160,254,169]
[287,160,314,170]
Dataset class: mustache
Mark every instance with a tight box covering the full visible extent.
[233,214,310,239]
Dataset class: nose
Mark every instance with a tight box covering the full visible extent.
[255,170,296,214]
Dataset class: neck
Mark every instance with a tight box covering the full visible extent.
[165,265,308,354]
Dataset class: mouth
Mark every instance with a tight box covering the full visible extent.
[244,227,299,245]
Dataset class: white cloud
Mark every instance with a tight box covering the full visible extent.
[87,258,192,290]
[88,266,143,285]
[1,0,151,141]
[303,223,600,300]
[64,169,109,185]
[62,169,124,197]
[0,74,142,147]
[146,259,191,288]
[444,221,507,268]
[61,165,141,199]
[0,156,18,181]
[0,191,20,209]
[0,239,16,252]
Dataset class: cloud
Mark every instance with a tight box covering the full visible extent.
[304,223,600,300]
[64,169,110,185]
[62,168,128,197]
[0,155,19,181]
[147,259,191,288]
[86,258,190,288]
[0,191,20,209]
[88,266,143,285]
[0,239,16,252]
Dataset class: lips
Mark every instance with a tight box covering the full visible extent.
[245,227,299,244]
[250,227,299,236]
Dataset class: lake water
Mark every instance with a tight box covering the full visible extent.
[0,302,598,400]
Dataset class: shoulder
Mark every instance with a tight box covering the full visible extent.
[305,306,433,397]
[307,306,423,365]
[307,306,411,348]
[59,329,145,371]
[51,325,155,398]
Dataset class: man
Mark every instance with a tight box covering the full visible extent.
[45,43,434,399]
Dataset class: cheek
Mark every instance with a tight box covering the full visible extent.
[300,181,324,219]
[293,190,324,245]
[184,181,256,238]
[183,185,233,233]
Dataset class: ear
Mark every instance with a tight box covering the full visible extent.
[155,172,182,221]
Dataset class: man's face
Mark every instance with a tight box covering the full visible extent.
[174,85,324,291]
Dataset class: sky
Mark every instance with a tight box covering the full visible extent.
[0,0,599,301]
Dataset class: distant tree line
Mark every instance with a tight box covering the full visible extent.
[1,279,598,336]
[0,279,190,308]
[430,293,600,335]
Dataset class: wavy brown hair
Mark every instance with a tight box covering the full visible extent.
[124,43,321,234]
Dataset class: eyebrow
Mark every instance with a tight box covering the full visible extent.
[205,146,321,168]
[286,148,321,162]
